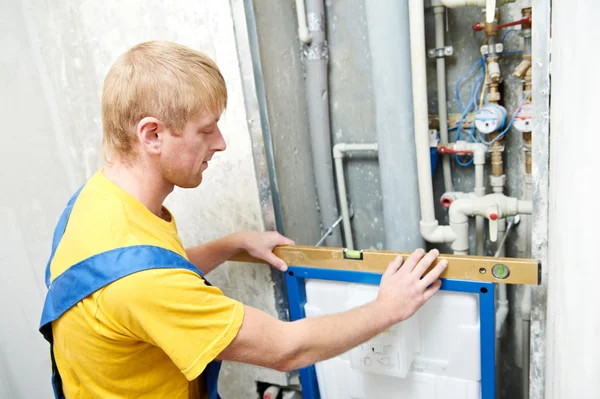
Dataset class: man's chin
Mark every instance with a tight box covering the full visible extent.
[176,176,203,189]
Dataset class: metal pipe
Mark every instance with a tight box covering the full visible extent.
[304,0,342,247]
[366,0,424,251]
[332,143,378,250]
[433,3,454,193]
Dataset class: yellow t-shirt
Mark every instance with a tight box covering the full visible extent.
[49,170,244,399]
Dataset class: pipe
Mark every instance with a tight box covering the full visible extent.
[437,141,486,253]
[408,0,455,245]
[366,0,424,251]
[440,0,515,8]
[263,386,281,399]
[295,0,312,44]
[521,174,533,398]
[304,0,342,247]
[448,193,531,253]
[432,2,454,193]
[494,215,519,335]
[332,143,378,250]
[474,144,486,255]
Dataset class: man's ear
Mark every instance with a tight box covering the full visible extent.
[136,117,165,156]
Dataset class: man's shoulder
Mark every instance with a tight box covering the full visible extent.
[102,267,209,300]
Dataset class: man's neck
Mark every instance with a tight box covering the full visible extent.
[102,158,174,218]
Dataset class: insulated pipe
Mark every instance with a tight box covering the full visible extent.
[333,143,379,250]
[432,2,454,193]
[366,0,424,251]
[304,0,342,247]
[408,0,456,244]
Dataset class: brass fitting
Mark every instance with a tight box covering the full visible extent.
[524,66,533,93]
[488,83,501,104]
[523,132,532,175]
[514,56,532,79]
[484,21,497,37]
[522,7,532,23]
[490,139,504,176]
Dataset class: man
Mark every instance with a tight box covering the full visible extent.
[39,40,448,399]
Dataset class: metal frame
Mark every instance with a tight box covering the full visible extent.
[285,266,496,399]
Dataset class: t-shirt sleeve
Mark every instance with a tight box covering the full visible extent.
[99,268,245,380]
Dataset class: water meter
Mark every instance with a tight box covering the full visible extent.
[475,104,507,134]
[513,101,533,133]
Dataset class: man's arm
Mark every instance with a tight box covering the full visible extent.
[217,248,447,372]
[186,232,294,274]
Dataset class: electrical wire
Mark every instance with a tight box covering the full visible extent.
[501,29,518,44]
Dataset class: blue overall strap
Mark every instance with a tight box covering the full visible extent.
[39,245,206,335]
[45,186,84,288]
[40,187,222,399]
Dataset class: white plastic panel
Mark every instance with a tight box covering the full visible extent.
[304,280,481,399]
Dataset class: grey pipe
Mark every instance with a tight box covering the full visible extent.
[433,4,454,193]
[304,0,342,247]
[366,0,424,251]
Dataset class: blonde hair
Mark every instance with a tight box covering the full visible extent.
[101,40,227,160]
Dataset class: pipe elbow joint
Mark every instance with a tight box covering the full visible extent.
[470,143,487,165]
[420,221,456,243]
[448,198,472,225]
[332,143,345,159]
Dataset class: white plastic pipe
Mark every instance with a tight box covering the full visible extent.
[440,0,515,8]
[441,0,486,7]
[295,0,312,44]
[333,143,379,250]
[442,141,487,253]
[473,144,486,255]
[409,0,456,245]
[448,193,531,253]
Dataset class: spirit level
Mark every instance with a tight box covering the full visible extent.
[230,245,541,285]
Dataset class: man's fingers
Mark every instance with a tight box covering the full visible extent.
[419,260,448,289]
[270,232,295,246]
[261,251,288,272]
[277,234,295,246]
[383,255,404,277]
[401,248,426,274]
[412,249,440,277]
[423,279,442,301]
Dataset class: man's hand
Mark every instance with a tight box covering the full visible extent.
[376,248,448,324]
[238,232,295,272]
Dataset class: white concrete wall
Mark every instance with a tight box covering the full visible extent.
[545,0,600,397]
[0,0,281,397]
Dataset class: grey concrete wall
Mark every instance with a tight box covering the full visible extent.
[1,0,284,397]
